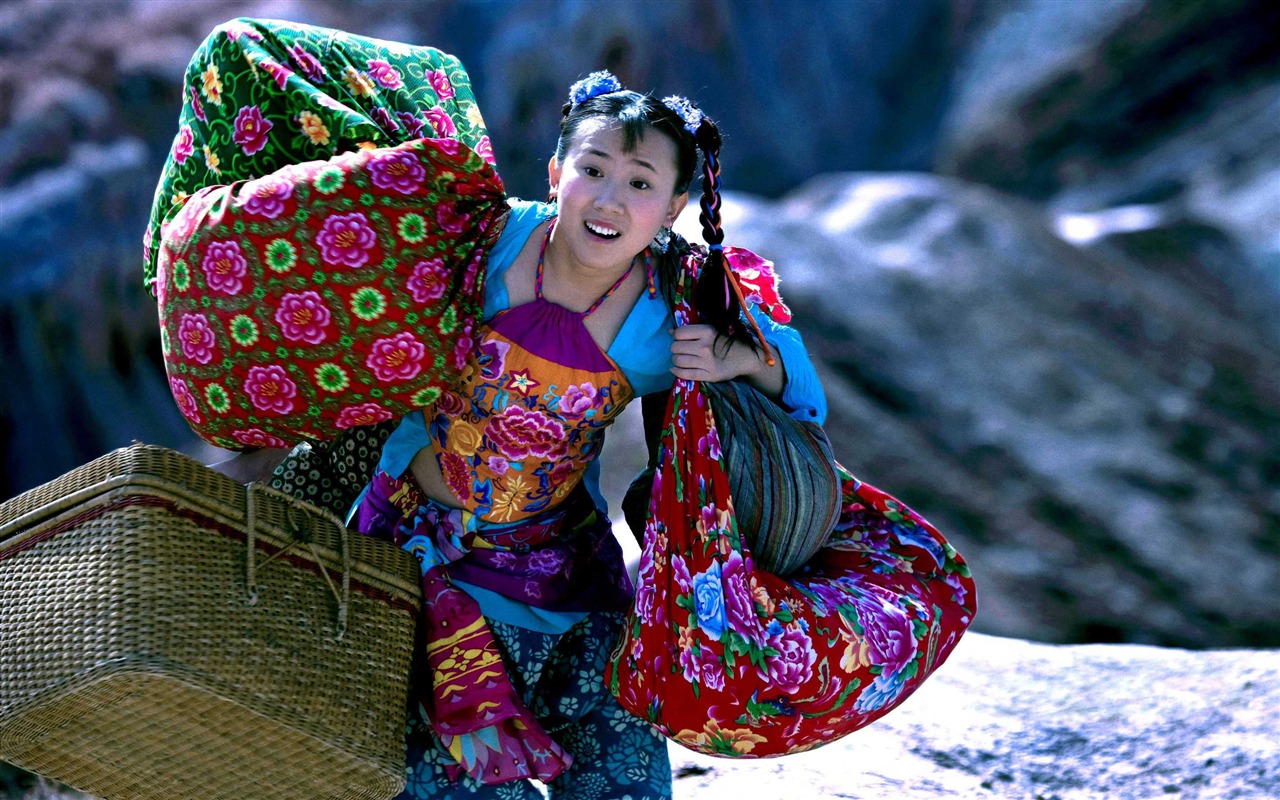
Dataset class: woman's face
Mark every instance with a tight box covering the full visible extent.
[548,117,688,274]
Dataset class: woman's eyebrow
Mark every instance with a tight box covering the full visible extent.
[585,148,657,173]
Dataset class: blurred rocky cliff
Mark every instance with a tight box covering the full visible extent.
[1,0,1278,653]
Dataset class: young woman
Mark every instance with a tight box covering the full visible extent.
[348,74,828,799]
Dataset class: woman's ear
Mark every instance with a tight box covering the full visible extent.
[666,191,689,227]
[547,155,561,197]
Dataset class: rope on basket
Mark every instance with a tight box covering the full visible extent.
[244,483,350,640]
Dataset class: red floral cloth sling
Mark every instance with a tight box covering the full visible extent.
[605,247,977,757]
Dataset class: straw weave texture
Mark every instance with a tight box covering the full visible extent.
[0,444,421,800]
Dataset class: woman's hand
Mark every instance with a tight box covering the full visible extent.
[670,324,786,398]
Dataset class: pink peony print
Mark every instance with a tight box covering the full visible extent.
[366,331,426,382]
[366,59,403,89]
[721,551,766,646]
[241,176,293,219]
[201,240,248,295]
[335,402,394,429]
[761,625,817,694]
[396,111,426,138]
[243,364,297,415]
[274,291,332,345]
[231,428,288,448]
[475,135,495,166]
[427,69,455,100]
[169,377,201,425]
[315,212,377,268]
[698,426,722,460]
[451,322,473,372]
[177,313,217,365]
[371,106,399,132]
[558,382,598,418]
[407,258,449,303]
[190,87,206,122]
[436,201,469,235]
[698,649,726,692]
[368,149,426,194]
[288,44,326,83]
[173,126,194,165]
[232,104,273,156]
[486,405,566,461]
[423,106,455,138]
[850,589,918,680]
[259,57,293,90]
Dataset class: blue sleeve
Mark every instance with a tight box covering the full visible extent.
[749,305,827,425]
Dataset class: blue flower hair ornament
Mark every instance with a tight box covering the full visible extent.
[661,95,705,135]
[568,70,624,106]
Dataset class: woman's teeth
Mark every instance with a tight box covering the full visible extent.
[585,221,621,239]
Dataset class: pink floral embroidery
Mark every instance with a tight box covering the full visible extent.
[485,405,566,461]
[475,135,495,166]
[424,106,455,138]
[201,240,248,295]
[288,44,326,83]
[427,69,455,100]
[241,176,293,219]
[232,104,273,156]
[173,126,194,165]
[274,291,332,345]
[487,456,509,476]
[407,258,449,303]
[177,313,217,364]
[439,450,471,500]
[369,149,426,194]
[169,377,201,424]
[231,428,289,448]
[477,339,509,381]
[437,201,469,235]
[366,331,426,382]
[558,382,598,418]
[315,212,377,268]
[335,402,394,429]
[366,59,403,89]
[244,364,297,415]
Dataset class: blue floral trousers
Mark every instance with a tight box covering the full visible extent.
[396,611,672,800]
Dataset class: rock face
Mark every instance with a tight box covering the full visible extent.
[675,174,1280,649]
[668,632,1280,800]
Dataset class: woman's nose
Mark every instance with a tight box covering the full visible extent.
[593,179,625,211]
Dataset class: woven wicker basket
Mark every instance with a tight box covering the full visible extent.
[0,444,421,800]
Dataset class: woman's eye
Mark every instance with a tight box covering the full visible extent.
[584,166,603,177]
[631,179,650,190]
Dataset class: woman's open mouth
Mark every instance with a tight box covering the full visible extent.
[584,221,621,240]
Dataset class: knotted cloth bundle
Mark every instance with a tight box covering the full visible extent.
[606,247,977,757]
[145,18,507,448]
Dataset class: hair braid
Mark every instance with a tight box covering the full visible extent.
[692,119,755,351]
